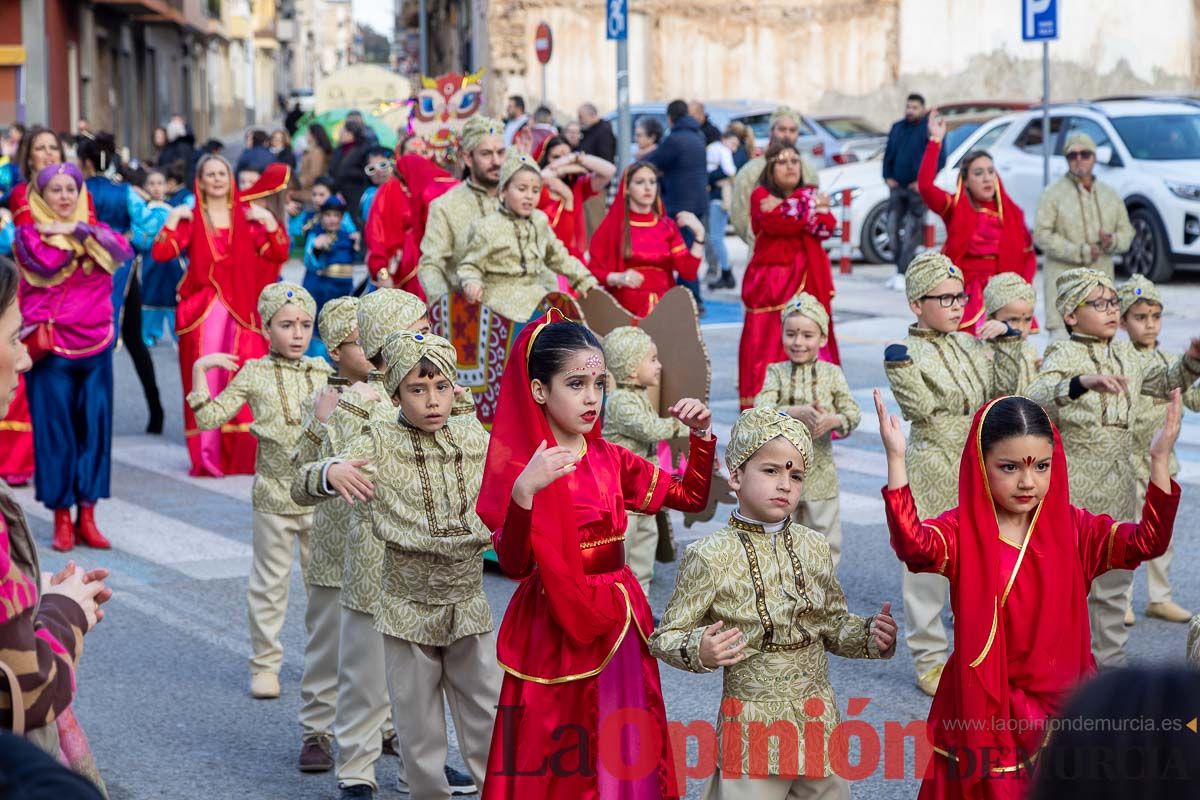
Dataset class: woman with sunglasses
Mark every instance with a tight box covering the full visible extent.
[1033,132,1134,338]
[919,109,1037,334]
[737,141,839,409]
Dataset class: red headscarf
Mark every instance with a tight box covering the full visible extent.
[476,312,622,646]
[587,164,666,279]
[940,170,1036,285]
[945,397,1092,784]
[365,153,451,286]
[187,155,284,330]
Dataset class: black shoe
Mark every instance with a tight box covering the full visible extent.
[445,765,478,795]
[146,404,164,435]
[707,271,735,290]
[381,731,399,756]
[299,734,334,772]
[338,785,373,799]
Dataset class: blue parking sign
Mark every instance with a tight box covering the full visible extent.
[606,0,628,41]
[1022,0,1058,41]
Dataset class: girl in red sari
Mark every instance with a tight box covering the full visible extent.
[151,154,289,477]
[0,127,76,485]
[364,150,451,295]
[588,162,704,318]
[738,142,838,409]
[536,136,615,260]
[875,391,1182,799]
[478,315,715,799]
[918,109,1037,334]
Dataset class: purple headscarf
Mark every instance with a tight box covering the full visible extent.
[35,162,84,193]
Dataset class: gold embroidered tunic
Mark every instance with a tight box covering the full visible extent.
[457,208,598,322]
[753,360,861,501]
[884,327,1022,518]
[187,353,331,515]
[289,391,354,589]
[417,180,500,300]
[602,385,688,459]
[1131,345,1200,482]
[1026,334,1200,518]
[649,516,891,776]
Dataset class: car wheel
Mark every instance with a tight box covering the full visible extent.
[1124,206,1174,282]
[860,203,893,264]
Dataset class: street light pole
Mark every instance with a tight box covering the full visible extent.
[418,0,428,75]
[1041,40,1050,187]
[616,38,630,174]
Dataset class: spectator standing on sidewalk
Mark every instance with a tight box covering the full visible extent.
[705,129,738,290]
[883,93,932,290]
[577,103,617,237]
[645,100,709,311]
[689,101,722,145]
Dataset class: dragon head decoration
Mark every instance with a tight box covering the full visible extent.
[407,69,485,165]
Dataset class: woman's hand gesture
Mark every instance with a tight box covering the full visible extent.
[874,388,906,459]
[759,195,783,214]
[927,108,946,143]
[512,440,579,508]
[1149,389,1182,493]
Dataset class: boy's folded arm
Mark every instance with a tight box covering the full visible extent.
[648,547,718,674]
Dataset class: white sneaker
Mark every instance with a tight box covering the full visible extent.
[886,274,907,291]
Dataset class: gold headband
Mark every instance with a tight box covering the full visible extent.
[525,307,568,361]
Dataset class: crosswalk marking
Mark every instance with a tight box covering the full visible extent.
[111,435,255,502]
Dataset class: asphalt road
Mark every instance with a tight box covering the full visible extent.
[21,253,1200,799]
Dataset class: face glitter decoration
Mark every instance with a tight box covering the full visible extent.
[585,353,603,370]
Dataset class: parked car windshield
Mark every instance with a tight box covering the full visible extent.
[944,122,982,154]
[819,117,884,139]
[1112,114,1200,160]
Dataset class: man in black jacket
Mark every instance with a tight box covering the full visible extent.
[577,102,617,163]
[645,99,709,309]
[882,93,931,286]
[689,101,722,146]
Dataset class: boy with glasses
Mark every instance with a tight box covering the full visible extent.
[883,251,1023,696]
[1027,267,1200,667]
[1033,133,1134,338]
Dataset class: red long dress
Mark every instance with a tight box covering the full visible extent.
[151,173,289,476]
[478,315,715,799]
[538,174,601,261]
[881,399,1179,799]
[587,174,701,318]
[365,153,451,297]
[737,185,838,408]
[917,140,1037,333]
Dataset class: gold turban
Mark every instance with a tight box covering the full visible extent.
[357,288,428,360]
[725,406,813,475]
[770,105,802,130]
[780,292,829,336]
[1117,273,1163,316]
[258,281,316,325]
[459,116,504,153]
[499,152,539,190]
[317,296,359,352]
[602,326,653,383]
[904,251,963,304]
[1055,267,1115,319]
[381,330,458,397]
[983,273,1036,317]
[1063,132,1097,156]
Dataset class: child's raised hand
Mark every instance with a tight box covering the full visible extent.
[512,440,579,508]
[874,388,906,459]
[870,602,898,654]
[1185,337,1200,361]
[313,386,340,424]
[327,459,374,504]
[196,353,239,372]
[669,398,712,434]
[1079,374,1130,395]
[463,281,484,304]
[976,319,1010,340]
[1150,389,1183,462]
[699,621,747,669]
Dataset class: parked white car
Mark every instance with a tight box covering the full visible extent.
[821,100,1200,282]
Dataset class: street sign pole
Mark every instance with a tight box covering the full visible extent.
[608,0,630,174]
[418,0,428,75]
[1042,41,1050,187]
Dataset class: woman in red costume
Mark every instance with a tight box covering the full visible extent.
[478,315,715,799]
[151,154,289,476]
[364,150,450,296]
[738,142,838,409]
[875,391,1181,799]
[918,109,1037,334]
[536,135,615,260]
[1,127,79,484]
[588,162,704,318]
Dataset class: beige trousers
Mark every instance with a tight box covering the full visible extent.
[248,510,311,674]
[625,512,660,596]
[299,584,340,738]
[902,568,950,675]
[1090,569,1134,667]
[383,632,501,799]
[335,606,400,789]
[1125,477,1177,606]
[795,498,842,569]
[703,770,849,800]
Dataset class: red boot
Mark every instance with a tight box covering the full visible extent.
[52,509,75,552]
[75,505,111,549]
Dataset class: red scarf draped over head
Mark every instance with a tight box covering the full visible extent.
[365,152,450,290]
[476,312,623,651]
[184,155,284,331]
[588,164,666,278]
[940,172,1036,286]
[947,398,1091,784]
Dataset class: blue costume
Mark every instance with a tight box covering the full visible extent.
[360,184,379,224]
[302,206,357,357]
[130,198,182,345]
[86,176,136,319]
[0,158,19,208]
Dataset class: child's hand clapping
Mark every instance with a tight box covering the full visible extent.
[327,459,374,504]
[699,621,747,669]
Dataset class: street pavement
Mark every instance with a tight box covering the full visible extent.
[25,245,1200,799]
